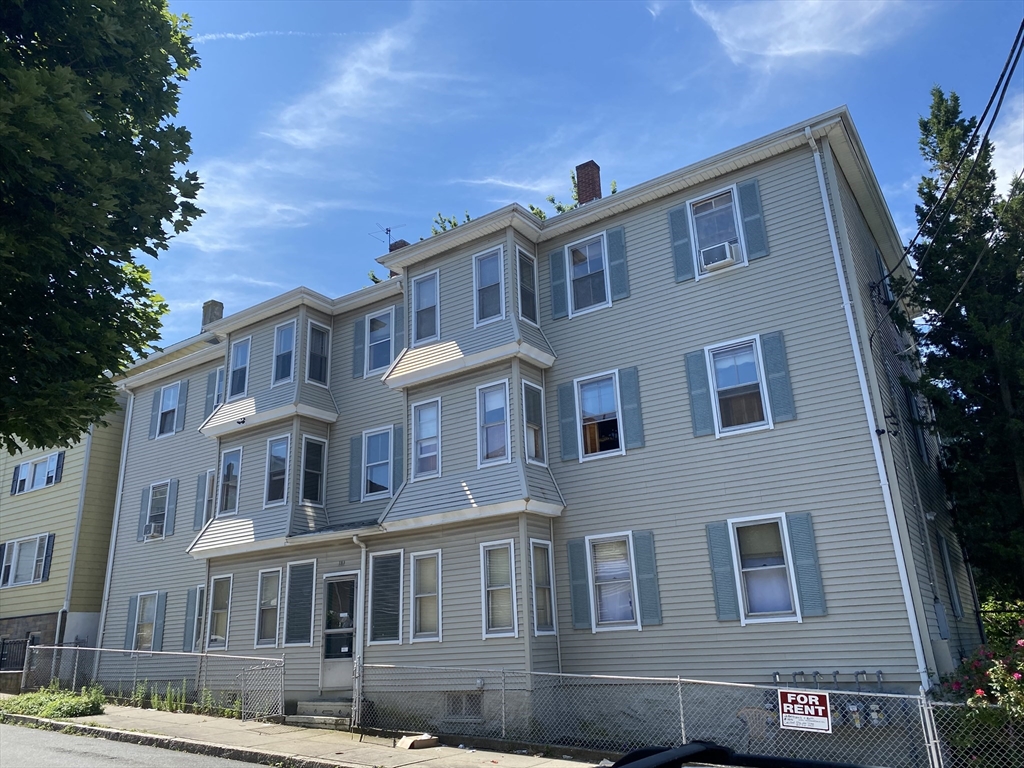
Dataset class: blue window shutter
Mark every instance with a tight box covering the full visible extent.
[668,204,695,282]
[934,599,950,640]
[685,351,715,437]
[137,487,151,541]
[174,379,189,433]
[204,370,218,419]
[706,522,740,621]
[391,425,404,491]
[761,331,796,423]
[557,383,578,461]
[286,562,315,644]
[40,534,55,581]
[0,544,5,580]
[148,390,161,439]
[125,596,138,649]
[9,467,18,495]
[164,478,179,537]
[786,512,826,617]
[606,226,630,301]
[348,435,362,502]
[183,587,197,652]
[54,452,65,484]
[618,367,645,449]
[193,473,207,531]
[632,530,662,626]
[352,318,366,378]
[566,538,591,630]
[549,248,568,320]
[152,591,167,651]
[737,179,769,260]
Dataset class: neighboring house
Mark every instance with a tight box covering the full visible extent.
[95,107,981,704]
[0,406,125,648]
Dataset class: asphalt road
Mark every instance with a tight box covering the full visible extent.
[0,724,261,768]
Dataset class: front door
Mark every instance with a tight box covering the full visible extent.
[322,575,356,690]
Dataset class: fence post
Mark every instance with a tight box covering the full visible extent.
[352,656,361,729]
[72,646,80,690]
[918,687,944,768]
[501,669,507,740]
[132,650,139,694]
[240,666,247,722]
[19,645,32,692]
[677,676,687,745]
[280,658,285,720]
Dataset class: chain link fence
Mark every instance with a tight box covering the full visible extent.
[21,645,284,721]
[929,700,1024,768]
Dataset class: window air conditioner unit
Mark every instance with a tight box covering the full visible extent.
[700,241,741,271]
[144,522,163,539]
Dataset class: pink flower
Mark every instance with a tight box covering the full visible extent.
[975,689,986,697]
[1013,673,1022,682]
[952,681,963,691]
[1016,638,1024,647]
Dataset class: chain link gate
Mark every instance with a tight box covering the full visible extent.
[239,660,285,720]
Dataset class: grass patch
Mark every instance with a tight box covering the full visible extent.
[0,682,105,718]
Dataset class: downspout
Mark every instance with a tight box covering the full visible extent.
[62,425,95,645]
[806,127,931,692]
[352,534,368,726]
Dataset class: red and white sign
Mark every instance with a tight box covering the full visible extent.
[777,689,832,733]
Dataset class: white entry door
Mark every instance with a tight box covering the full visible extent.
[322,576,356,690]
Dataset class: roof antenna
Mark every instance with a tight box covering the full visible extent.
[368,223,405,249]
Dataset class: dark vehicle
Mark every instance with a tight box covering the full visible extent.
[612,742,884,768]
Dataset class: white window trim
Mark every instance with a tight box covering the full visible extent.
[476,380,511,469]
[364,306,396,377]
[155,381,181,439]
[282,559,317,648]
[207,574,233,649]
[688,183,749,282]
[132,590,160,652]
[938,535,964,620]
[368,549,404,646]
[472,245,506,328]
[574,369,625,462]
[203,469,217,526]
[213,366,225,409]
[703,334,773,438]
[227,336,252,401]
[217,446,243,517]
[516,247,540,328]
[300,435,327,507]
[522,380,548,467]
[409,549,442,643]
[361,426,394,501]
[529,539,557,636]
[410,398,442,481]
[480,539,518,639]
[144,479,171,541]
[11,452,60,495]
[727,512,802,627]
[263,434,291,509]
[565,231,612,318]
[271,320,297,387]
[305,320,331,388]
[190,583,206,653]
[254,567,283,649]
[411,269,440,347]
[585,531,641,633]
[1,533,49,588]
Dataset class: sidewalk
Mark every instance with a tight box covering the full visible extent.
[4,704,603,768]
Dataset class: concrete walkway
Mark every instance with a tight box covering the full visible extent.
[4,704,602,768]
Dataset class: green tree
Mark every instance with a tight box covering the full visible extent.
[529,170,618,221]
[896,88,1024,600]
[0,0,202,454]
[430,210,471,235]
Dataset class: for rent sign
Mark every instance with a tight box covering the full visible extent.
[777,689,832,733]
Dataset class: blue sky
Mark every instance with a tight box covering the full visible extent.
[155,0,1024,346]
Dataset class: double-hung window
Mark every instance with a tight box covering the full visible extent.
[729,516,797,621]
[307,322,330,386]
[481,541,516,638]
[229,338,251,399]
[474,247,504,325]
[219,448,242,516]
[362,428,392,500]
[11,452,62,494]
[412,399,440,479]
[369,551,403,644]
[134,592,158,651]
[0,533,50,587]
[587,533,639,630]
[273,322,295,385]
[203,469,217,525]
[410,551,441,642]
[208,575,232,649]
[365,308,393,375]
[190,585,206,653]
[213,366,225,408]
[255,569,281,647]
[518,249,538,325]
[264,436,289,506]
[157,382,180,437]
[523,382,546,465]
[477,381,509,466]
[531,540,555,635]
[690,188,745,275]
[301,437,326,505]
[708,339,769,433]
[576,372,623,459]
[566,234,609,316]
[412,271,439,345]
[145,481,169,539]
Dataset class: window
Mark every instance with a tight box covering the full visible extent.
[203,470,217,525]
[214,366,225,408]
[445,691,483,722]
[410,551,441,642]
[369,551,403,644]
[523,382,546,465]
[903,386,928,460]
[362,428,392,500]
[307,322,330,386]
[566,234,609,315]
[477,381,509,466]
[412,271,439,344]
[587,534,639,630]
[134,592,158,651]
[228,337,250,399]
[365,308,393,374]
[875,248,895,305]
[531,540,555,635]
[690,188,745,275]
[10,452,62,495]
[412,400,440,479]
[156,382,180,437]
[481,541,516,638]
[576,372,623,459]
[219,448,242,516]
[518,249,538,325]
[255,569,281,647]
[145,481,169,539]
[301,437,326,505]
[208,575,232,649]
[938,535,964,620]
[273,322,295,385]
[284,560,316,645]
[0,534,49,587]
[191,585,206,653]
[474,247,504,325]
[264,436,289,506]
[729,516,797,621]
[708,339,769,433]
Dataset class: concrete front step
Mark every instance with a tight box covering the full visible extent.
[295,699,352,717]
[284,714,352,730]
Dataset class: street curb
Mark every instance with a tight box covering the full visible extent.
[0,713,353,768]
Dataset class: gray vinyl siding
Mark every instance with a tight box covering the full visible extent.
[297,306,338,414]
[291,417,331,535]
[512,237,557,359]
[526,515,559,673]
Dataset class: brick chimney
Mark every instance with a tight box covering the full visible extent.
[576,160,602,206]
[202,299,223,331]
[389,238,410,252]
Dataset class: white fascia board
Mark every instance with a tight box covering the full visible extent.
[118,342,225,391]
[384,341,555,390]
[200,403,338,438]
[380,498,563,534]
[188,536,290,560]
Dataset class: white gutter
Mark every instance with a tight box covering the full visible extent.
[352,534,368,727]
[806,128,931,691]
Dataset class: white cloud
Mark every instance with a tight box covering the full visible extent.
[647,2,668,19]
[192,31,349,44]
[990,90,1023,197]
